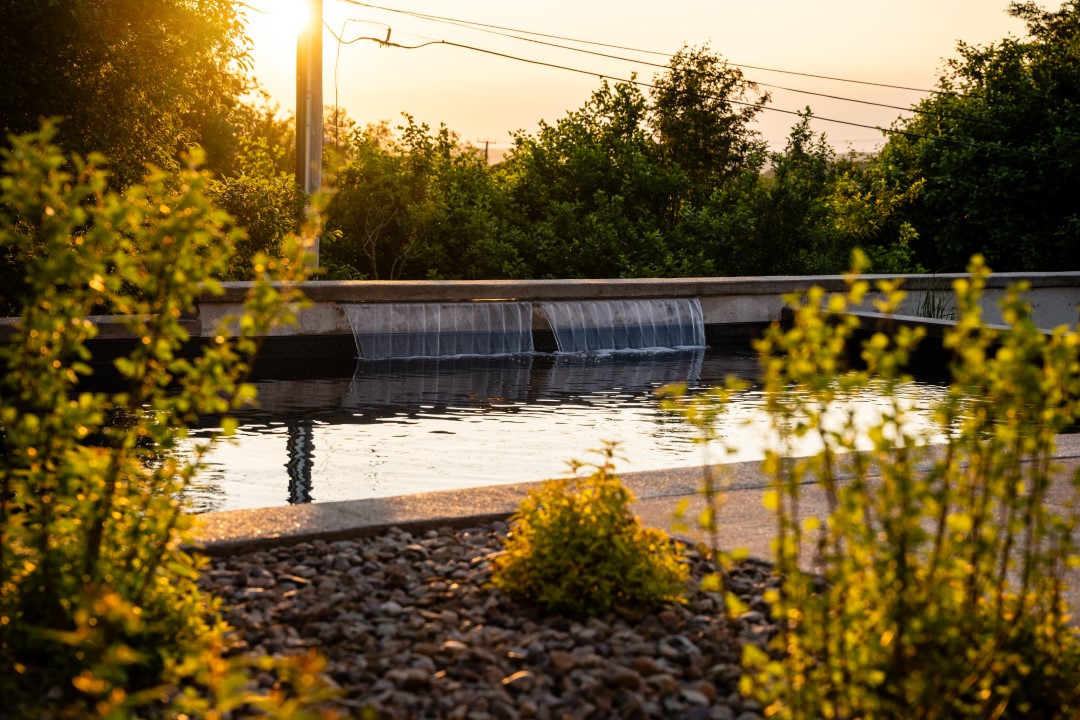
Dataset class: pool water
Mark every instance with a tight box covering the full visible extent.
[181,349,949,513]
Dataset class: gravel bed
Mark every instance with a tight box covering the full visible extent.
[199,522,781,720]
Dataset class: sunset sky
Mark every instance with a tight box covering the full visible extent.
[241,0,1033,155]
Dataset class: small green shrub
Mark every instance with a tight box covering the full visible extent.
[491,443,688,616]
[734,251,1080,718]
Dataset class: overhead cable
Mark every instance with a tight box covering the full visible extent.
[325,28,1061,162]
[334,0,950,96]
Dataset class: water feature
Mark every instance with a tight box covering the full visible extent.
[343,301,534,359]
[539,298,706,352]
[180,348,950,513]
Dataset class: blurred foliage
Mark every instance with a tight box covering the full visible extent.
[730,251,1080,717]
[0,125,337,718]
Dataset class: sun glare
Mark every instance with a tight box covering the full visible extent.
[252,0,312,44]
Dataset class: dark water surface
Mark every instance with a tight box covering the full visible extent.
[181,349,948,513]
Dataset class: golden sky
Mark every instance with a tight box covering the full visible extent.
[242,0,1031,154]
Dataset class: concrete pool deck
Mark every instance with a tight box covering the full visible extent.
[196,433,1080,560]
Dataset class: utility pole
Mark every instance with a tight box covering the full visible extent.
[477,139,497,165]
[295,0,323,266]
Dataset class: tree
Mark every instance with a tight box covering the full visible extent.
[0,0,249,188]
[649,44,770,194]
[323,116,517,280]
[194,92,296,179]
[880,1,1080,271]
[754,111,843,274]
[499,80,687,277]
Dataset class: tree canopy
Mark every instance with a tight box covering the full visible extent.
[7,3,1074,282]
[650,44,769,193]
[879,0,1080,271]
[0,0,251,187]
[321,45,921,280]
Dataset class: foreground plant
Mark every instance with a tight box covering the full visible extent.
[738,252,1080,718]
[491,442,688,617]
[0,125,336,717]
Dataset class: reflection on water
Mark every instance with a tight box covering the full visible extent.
[181,349,948,513]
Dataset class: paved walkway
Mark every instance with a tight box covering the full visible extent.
[195,434,1080,612]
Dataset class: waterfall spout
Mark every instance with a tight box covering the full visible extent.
[344,302,535,359]
[538,298,706,353]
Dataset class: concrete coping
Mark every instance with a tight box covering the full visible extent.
[192,433,1080,557]
[204,272,1080,304]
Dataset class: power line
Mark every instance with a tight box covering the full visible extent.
[334,0,949,96]
[333,0,1063,137]
[325,27,1062,163]
[339,5,925,116]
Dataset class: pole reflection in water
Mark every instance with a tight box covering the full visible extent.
[285,419,315,504]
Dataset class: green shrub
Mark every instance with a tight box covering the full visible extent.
[207,136,306,280]
[491,443,688,616]
[735,251,1080,718]
[0,124,335,718]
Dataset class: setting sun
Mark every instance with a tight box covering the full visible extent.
[249,0,312,44]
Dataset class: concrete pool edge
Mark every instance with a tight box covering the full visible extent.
[191,462,728,556]
[193,433,1080,558]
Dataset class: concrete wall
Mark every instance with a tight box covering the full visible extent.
[197,271,1080,338]
[5,273,1080,360]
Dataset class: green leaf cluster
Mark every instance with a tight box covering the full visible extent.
[0,0,250,189]
[491,443,689,617]
[736,251,1080,718]
[0,124,335,718]
[323,116,520,280]
[878,1,1080,272]
[207,136,307,280]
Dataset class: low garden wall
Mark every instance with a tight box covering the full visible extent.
[3,272,1080,365]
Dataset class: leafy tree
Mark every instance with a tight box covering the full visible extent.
[0,0,249,188]
[194,92,296,179]
[323,116,516,280]
[322,123,421,280]
[827,161,925,274]
[324,103,360,169]
[500,80,687,278]
[754,111,845,274]
[880,0,1080,271]
[649,44,770,194]
[667,171,765,277]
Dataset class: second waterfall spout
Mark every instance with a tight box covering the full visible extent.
[538,298,706,353]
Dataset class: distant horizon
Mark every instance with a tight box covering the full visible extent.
[242,0,1036,153]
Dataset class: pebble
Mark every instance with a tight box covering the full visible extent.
[199,522,781,719]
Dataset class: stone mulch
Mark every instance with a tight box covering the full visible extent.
[199,522,781,720]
